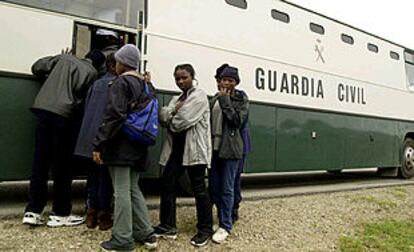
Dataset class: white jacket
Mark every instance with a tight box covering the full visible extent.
[159,87,212,167]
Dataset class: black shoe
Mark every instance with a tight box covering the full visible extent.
[153,225,177,240]
[143,232,157,250]
[100,239,135,251]
[190,232,211,247]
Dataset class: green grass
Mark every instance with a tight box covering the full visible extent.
[339,219,414,252]
[351,195,397,209]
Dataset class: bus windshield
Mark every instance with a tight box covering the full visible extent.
[4,0,143,28]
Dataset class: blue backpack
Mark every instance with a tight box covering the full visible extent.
[122,83,159,146]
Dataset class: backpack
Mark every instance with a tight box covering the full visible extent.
[122,82,159,146]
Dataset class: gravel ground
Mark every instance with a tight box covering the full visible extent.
[1,185,414,252]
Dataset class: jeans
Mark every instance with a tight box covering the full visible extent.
[209,153,240,232]
[159,153,213,235]
[232,154,246,222]
[109,166,153,246]
[87,160,113,210]
[25,110,76,216]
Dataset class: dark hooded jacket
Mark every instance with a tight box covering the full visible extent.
[93,72,153,170]
[210,89,249,160]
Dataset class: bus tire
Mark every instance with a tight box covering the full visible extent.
[399,138,414,178]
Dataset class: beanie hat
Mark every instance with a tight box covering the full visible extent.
[115,44,140,69]
[85,49,106,70]
[214,63,229,79]
[219,66,240,84]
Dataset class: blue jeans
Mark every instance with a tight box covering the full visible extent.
[209,154,240,232]
[232,155,245,222]
[87,160,113,210]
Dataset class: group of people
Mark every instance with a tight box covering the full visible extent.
[22,33,251,251]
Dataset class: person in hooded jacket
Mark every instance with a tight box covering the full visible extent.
[23,48,105,228]
[209,65,249,244]
[92,44,157,251]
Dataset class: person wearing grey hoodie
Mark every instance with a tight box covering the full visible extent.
[154,64,213,247]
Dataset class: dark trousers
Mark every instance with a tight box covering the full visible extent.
[232,155,245,222]
[25,110,76,216]
[209,153,240,232]
[86,160,113,210]
[159,154,213,235]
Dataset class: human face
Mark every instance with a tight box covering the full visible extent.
[115,61,126,75]
[174,69,193,92]
[219,77,237,92]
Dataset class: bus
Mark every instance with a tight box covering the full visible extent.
[1,0,414,183]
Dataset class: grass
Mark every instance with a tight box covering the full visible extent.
[390,188,409,200]
[351,195,397,209]
[339,219,414,252]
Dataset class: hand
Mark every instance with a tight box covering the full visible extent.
[175,101,184,112]
[92,151,103,165]
[61,48,72,55]
[143,71,151,82]
[218,87,231,96]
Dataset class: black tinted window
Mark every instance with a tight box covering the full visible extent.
[367,43,379,53]
[390,51,400,60]
[225,0,247,9]
[310,23,325,35]
[341,34,354,45]
[271,9,289,23]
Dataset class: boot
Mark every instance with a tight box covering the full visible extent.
[85,208,98,229]
[98,210,113,231]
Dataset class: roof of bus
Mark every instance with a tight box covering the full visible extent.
[281,0,412,52]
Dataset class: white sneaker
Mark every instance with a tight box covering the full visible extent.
[22,212,44,226]
[212,228,229,244]
[47,214,84,227]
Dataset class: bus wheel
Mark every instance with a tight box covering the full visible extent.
[400,138,414,178]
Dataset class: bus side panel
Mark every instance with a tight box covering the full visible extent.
[0,74,39,181]
[244,103,277,173]
[275,108,345,171]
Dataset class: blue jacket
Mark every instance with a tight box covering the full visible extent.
[74,72,116,158]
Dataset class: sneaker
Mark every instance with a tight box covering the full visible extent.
[153,225,177,240]
[100,239,135,252]
[47,214,84,227]
[22,212,43,226]
[212,227,229,244]
[143,232,157,250]
[190,232,211,247]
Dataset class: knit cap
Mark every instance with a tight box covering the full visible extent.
[219,66,240,84]
[115,44,140,69]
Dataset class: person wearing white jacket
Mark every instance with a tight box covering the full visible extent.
[155,64,213,247]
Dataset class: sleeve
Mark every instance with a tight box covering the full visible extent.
[218,94,249,129]
[159,96,179,128]
[31,55,60,78]
[169,91,209,132]
[93,79,129,150]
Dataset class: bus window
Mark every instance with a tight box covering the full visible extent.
[390,51,400,60]
[225,0,247,9]
[4,0,144,28]
[405,51,414,90]
[341,34,354,45]
[73,23,136,58]
[271,9,290,23]
[367,43,379,53]
[310,23,325,35]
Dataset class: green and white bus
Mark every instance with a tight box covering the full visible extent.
[1,0,414,181]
